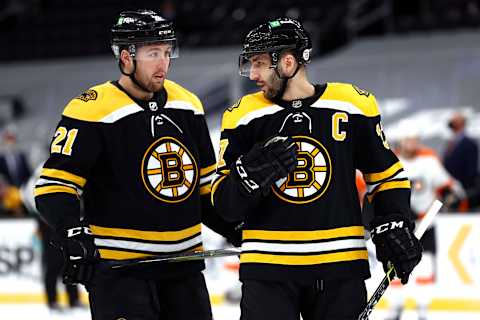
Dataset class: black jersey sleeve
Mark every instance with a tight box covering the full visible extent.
[193,115,242,244]
[34,116,102,231]
[211,121,262,222]
[354,97,412,219]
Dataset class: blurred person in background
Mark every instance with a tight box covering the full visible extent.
[443,112,479,210]
[386,132,465,320]
[211,17,422,320]
[33,9,239,320]
[0,125,31,216]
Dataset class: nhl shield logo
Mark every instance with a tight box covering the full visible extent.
[141,137,198,203]
[272,136,332,204]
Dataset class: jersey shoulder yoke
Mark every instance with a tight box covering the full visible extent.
[62,82,142,123]
[222,91,280,130]
[319,82,379,117]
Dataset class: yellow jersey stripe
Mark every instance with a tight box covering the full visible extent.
[34,185,78,197]
[90,224,201,241]
[211,174,228,204]
[243,226,365,241]
[367,180,411,202]
[200,163,217,176]
[98,245,204,260]
[240,250,368,265]
[40,168,87,187]
[364,162,404,184]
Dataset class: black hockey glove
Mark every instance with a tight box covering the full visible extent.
[370,215,423,284]
[231,135,297,196]
[58,226,98,286]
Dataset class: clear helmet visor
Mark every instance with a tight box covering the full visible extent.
[238,52,274,77]
[238,54,252,77]
[112,39,179,61]
[135,39,179,61]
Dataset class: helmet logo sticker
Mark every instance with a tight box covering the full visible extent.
[302,49,310,62]
[272,136,332,204]
[141,137,198,203]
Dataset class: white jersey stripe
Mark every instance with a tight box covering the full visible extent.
[236,105,284,127]
[241,238,366,253]
[35,178,83,195]
[94,235,202,253]
[310,99,365,115]
[99,104,144,123]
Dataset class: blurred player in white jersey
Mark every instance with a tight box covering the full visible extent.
[386,132,465,320]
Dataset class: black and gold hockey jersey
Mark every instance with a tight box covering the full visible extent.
[212,82,412,282]
[35,80,231,278]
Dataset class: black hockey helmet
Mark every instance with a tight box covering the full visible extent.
[239,17,312,77]
[111,9,178,60]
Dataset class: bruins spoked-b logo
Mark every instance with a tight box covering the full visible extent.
[141,137,198,203]
[272,136,332,204]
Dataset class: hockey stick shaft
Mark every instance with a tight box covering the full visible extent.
[357,199,443,320]
[108,247,242,269]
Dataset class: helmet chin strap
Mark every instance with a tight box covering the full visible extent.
[273,62,301,100]
[118,59,152,95]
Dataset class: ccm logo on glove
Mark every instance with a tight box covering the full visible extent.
[371,221,404,236]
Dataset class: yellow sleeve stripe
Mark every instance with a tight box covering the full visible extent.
[211,174,228,205]
[200,184,211,195]
[200,163,217,176]
[40,168,86,187]
[364,162,404,184]
[240,250,368,265]
[243,226,365,241]
[90,223,201,242]
[98,245,204,260]
[34,185,78,197]
[367,180,411,202]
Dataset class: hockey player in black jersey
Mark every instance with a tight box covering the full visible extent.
[34,9,239,320]
[211,17,423,320]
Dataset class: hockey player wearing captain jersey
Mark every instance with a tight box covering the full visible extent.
[211,17,423,319]
[34,9,240,320]
[385,132,465,320]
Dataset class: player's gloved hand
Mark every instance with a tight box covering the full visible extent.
[370,215,422,284]
[231,135,297,196]
[58,226,98,285]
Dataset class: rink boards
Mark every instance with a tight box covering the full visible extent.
[0,214,479,312]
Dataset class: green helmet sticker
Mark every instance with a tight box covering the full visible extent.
[269,20,281,28]
[117,17,124,25]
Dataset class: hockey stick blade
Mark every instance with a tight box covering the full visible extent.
[357,199,443,320]
[108,247,242,269]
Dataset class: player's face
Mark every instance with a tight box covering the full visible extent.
[248,53,284,100]
[134,43,172,92]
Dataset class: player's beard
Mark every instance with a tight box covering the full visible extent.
[264,70,285,100]
[134,67,166,93]
[139,75,165,93]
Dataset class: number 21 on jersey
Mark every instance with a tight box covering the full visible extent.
[51,127,78,156]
